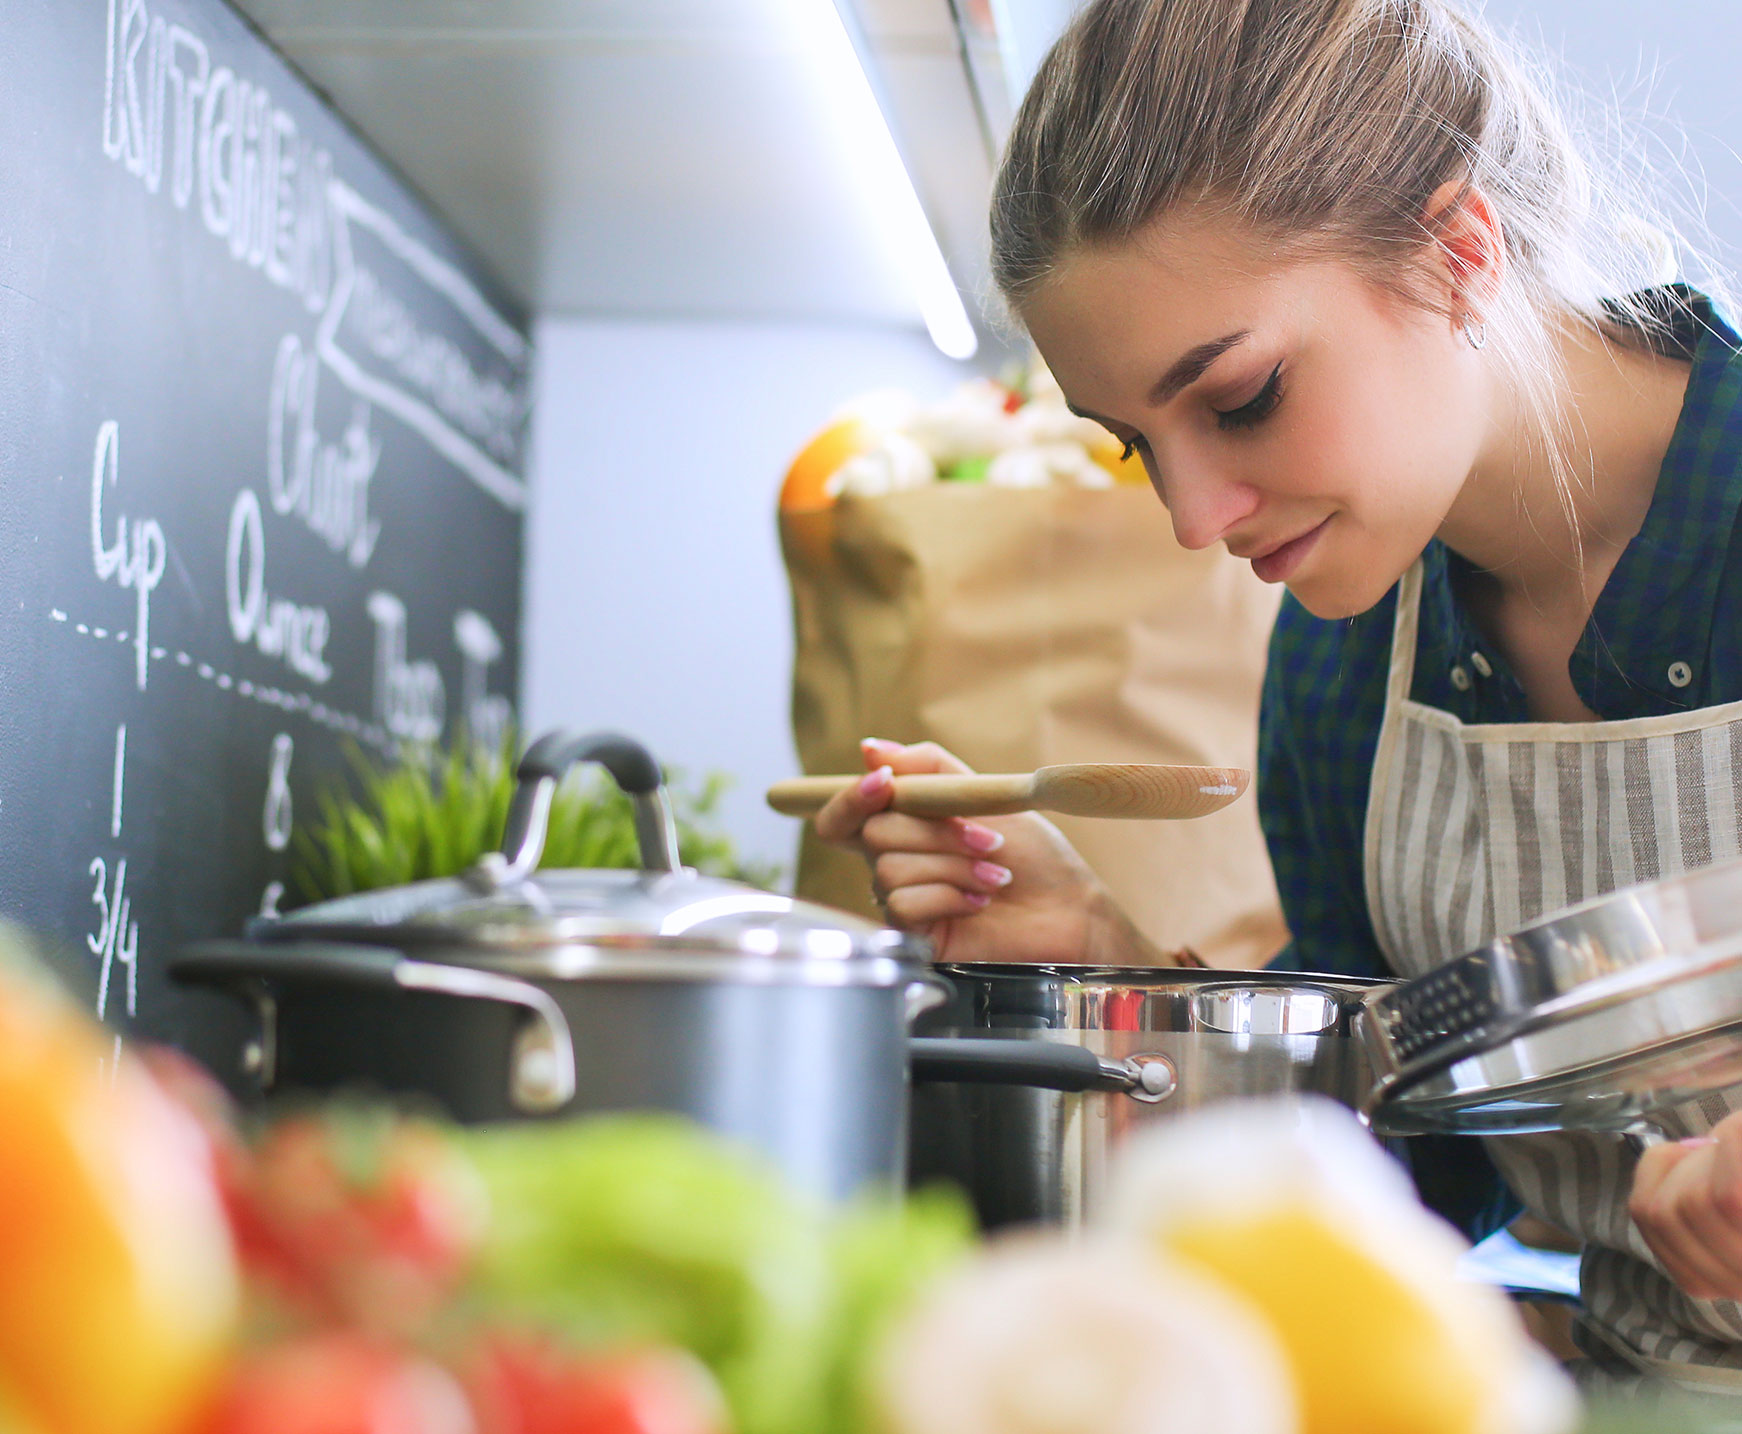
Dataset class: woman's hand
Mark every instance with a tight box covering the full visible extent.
[810,738,1165,965]
[1630,1110,1742,1301]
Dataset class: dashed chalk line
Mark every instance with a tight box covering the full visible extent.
[49,606,390,749]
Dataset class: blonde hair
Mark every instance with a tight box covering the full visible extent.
[991,0,1722,555]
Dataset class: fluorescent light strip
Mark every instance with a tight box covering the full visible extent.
[795,1,979,359]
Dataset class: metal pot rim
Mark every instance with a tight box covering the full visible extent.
[224,933,930,989]
[930,962,1390,992]
[425,943,927,989]
[260,912,928,966]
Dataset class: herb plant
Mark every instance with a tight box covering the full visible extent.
[292,737,777,903]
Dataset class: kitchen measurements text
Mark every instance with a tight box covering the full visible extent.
[88,421,163,692]
[88,725,141,1036]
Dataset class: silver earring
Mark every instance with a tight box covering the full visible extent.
[1463,315,1488,351]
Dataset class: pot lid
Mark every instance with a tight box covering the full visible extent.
[255,730,930,975]
[260,867,928,967]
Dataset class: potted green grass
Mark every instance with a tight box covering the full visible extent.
[292,736,778,904]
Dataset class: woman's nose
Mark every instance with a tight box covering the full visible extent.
[1152,450,1261,551]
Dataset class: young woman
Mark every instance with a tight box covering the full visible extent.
[812,0,1742,1385]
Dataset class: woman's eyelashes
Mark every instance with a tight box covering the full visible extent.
[1213,362,1284,432]
[1110,360,1283,455]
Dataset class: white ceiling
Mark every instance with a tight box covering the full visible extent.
[231,0,1014,336]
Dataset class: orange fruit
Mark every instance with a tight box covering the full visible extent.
[779,418,871,511]
[0,955,238,1434]
[1089,435,1150,486]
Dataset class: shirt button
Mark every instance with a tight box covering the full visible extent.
[1470,652,1493,678]
[1450,665,1473,692]
[1668,661,1693,689]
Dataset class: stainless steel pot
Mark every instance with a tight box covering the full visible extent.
[171,731,1175,1204]
[909,962,1392,1227]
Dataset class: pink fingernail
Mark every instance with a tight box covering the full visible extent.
[1680,1137,1719,1149]
[965,892,991,910]
[859,765,893,796]
[973,861,1013,888]
[961,823,1005,854]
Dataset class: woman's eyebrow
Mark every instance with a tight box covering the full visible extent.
[1148,331,1252,403]
[1062,330,1256,425]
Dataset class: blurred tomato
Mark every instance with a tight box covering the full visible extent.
[0,965,238,1434]
[198,1333,475,1434]
[229,1112,486,1337]
[465,1336,727,1434]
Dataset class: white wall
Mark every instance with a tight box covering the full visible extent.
[1478,0,1742,275]
[521,317,976,877]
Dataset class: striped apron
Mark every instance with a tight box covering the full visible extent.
[1364,560,1742,1387]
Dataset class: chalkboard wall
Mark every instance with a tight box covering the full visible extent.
[0,0,530,1069]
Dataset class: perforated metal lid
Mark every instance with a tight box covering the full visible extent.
[1361,857,1742,1135]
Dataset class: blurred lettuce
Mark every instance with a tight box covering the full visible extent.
[456,1115,971,1434]
[823,1185,977,1432]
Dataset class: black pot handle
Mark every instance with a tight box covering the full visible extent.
[909,1036,1175,1100]
[170,941,577,1114]
[478,730,680,886]
[520,731,663,793]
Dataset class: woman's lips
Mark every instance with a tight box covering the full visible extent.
[1248,519,1330,584]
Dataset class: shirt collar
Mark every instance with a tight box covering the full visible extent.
[1571,287,1742,715]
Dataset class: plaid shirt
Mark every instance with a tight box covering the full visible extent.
[1260,287,1742,979]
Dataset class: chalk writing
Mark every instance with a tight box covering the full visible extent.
[368,591,445,743]
[88,857,139,1024]
[88,728,139,1028]
[454,610,511,752]
[103,0,332,312]
[269,334,381,568]
[87,421,165,692]
[263,733,293,852]
[111,724,127,840]
[99,0,529,515]
[226,489,333,683]
[50,607,391,750]
[345,266,521,464]
[321,182,528,511]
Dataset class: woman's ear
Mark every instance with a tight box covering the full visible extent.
[1421,179,1506,319]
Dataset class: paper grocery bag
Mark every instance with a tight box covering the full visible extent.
[781,484,1288,970]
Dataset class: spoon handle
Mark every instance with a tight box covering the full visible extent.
[766,774,1035,818]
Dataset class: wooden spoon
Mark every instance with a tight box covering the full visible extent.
[765,763,1250,821]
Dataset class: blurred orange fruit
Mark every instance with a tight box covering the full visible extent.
[779,418,871,511]
[0,955,238,1434]
[1089,436,1150,486]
